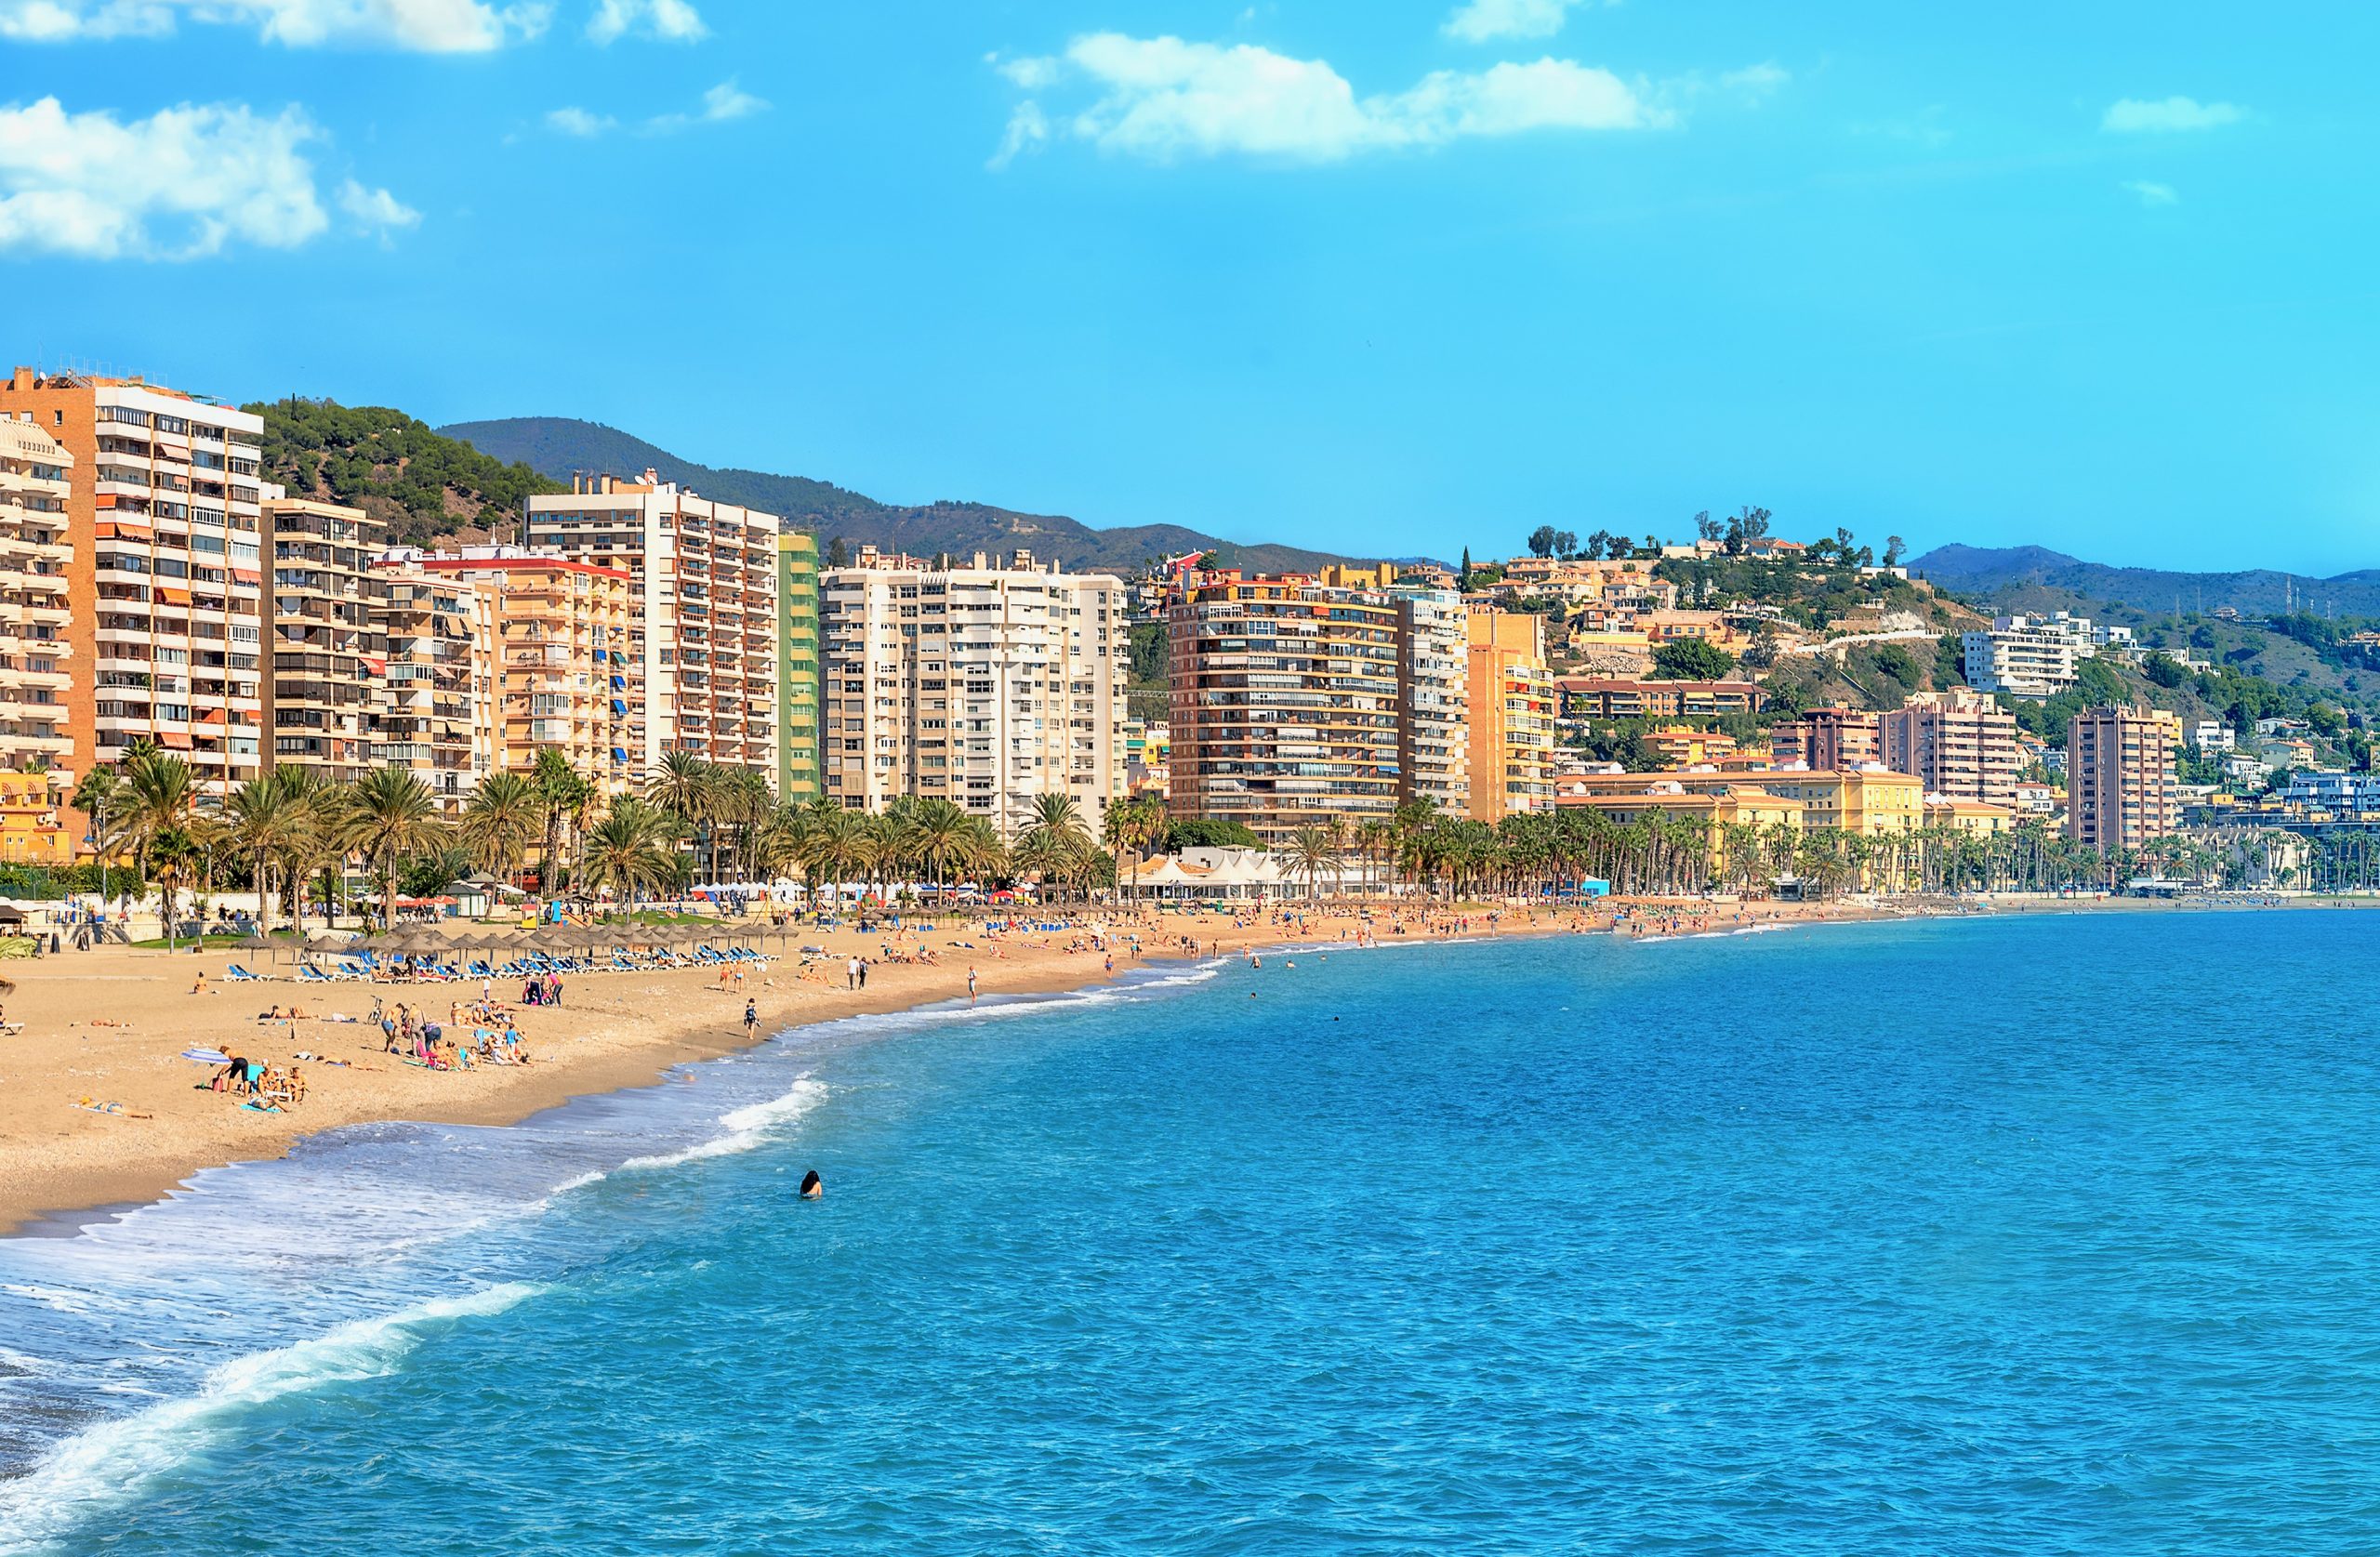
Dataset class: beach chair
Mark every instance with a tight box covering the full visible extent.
[298,964,334,983]
[226,965,261,982]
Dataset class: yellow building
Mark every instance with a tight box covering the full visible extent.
[1755,766,1925,886]
[0,769,72,865]
[1465,605,1553,823]
[1645,725,1739,767]
[1924,795,2016,838]
[1552,772,1804,873]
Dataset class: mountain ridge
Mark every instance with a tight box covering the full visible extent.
[439,416,1355,576]
[1908,543,2380,619]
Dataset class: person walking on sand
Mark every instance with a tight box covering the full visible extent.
[847,956,861,991]
[967,967,978,1006]
[857,960,866,991]
[745,999,760,1037]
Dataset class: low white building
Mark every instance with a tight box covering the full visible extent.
[1964,621,2080,698]
[2188,719,2237,753]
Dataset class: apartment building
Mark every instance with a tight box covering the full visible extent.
[1166,571,1474,845]
[1877,687,2020,807]
[526,471,778,784]
[0,369,269,790]
[1770,706,1882,771]
[0,415,73,772]
[2068,703,2179,853]
[260,498,384,785]
[1464,605,1553,823]
[821,547,1127,827]
[0,768,72,864]
[1962,621,2079,699]
[386,548,639,797]
[1400,588,1471,814]
[369,559,500,806]
[776,532,822,802]
[1555,676,1766,720]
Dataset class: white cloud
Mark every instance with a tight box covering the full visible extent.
[337,177,420,232]
[545,105,614,136]
[0,0,549,50]
[0,97,414,258]
[2122,179,2178,206]
[1442,0,1581,44]
[562,79,763,136]
[988,51,1062,89]
[696,79,764,122]
[1719,62,1789,100]
[587,0,700,45]
[988,101,1049,170]
[1011,33,1670,165]
[2102,96,2244,134]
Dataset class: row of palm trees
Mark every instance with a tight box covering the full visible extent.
[66,747,1161,933]
[1267,804,2276,901]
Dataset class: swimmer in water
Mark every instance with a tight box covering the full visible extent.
[800,1169,823,1200]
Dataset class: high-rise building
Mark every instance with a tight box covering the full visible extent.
[0,415,73,772]
[1962,622,2079,699]
[1464,605,1553,824]
[820,547,1126,827]
[1,368,270,791]
[776,532,821,802]
[526,471,779,784]
[1878,687,2020,807]
[260,498,385,786]
[1770,706,1881,771]
[1166,571,1476,846]
[383,548,639,797]
[1400,588,1471,814]
[369,558,501,807]
[2068,703,2178,853]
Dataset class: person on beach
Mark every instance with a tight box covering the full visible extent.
[745,999,760,1036]
[967,967,978,1005]
[847,956,861,991]
[800,1169,824,1200]
[856,960,866,991]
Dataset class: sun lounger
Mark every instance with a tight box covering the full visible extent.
[226,965,261,982]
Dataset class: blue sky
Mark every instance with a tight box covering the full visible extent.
[4,1,2373,574]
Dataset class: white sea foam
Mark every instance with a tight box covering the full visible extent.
[616,1075,827,1173]
[0,1282,541,1557]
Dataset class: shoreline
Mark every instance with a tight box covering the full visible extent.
[0,892,2356,1238]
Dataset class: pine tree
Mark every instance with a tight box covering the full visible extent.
[1459,546,1472,591]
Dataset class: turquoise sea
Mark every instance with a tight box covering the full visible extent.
[5,908,2380,1554]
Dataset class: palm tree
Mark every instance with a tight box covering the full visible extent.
[217,776,312,937]
[645,751,723,880]
[530,747,592,896]
[581,799,681,922]
[1283,825,1342,900]
[906,798,975,902]
[116,746,200,942]
[458,771,542,890]
[338,767,447,931]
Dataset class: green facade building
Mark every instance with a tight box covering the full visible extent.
[775,532,822,800]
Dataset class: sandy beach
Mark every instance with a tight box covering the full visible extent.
[0,890,2256,1235]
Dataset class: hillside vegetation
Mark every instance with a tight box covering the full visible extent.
[441,416,1354,575]
[245,399,564,545]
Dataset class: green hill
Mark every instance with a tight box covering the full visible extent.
[245,398,564,544]
[439,416,1355,575]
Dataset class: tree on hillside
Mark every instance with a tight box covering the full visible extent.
[1737,506,1773,541]
[1695,511,1722,542]
[1527,525,1559,558]
[1649,639,1737,680]
[1884,534,1907,567]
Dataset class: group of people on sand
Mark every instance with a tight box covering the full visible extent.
[374,995,532,1071]
[210,1051,306,1107]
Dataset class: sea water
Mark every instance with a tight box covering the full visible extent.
[6,908,2380,1554]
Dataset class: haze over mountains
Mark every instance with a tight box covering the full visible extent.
[442,416,1351,576]
[1908,545,2380,620]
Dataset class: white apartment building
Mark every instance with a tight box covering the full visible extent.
[526,471,779,783]
[0,415,73,771]
[1963,621,2080,699]
[2188,719,2236,753]
[1400,588,1471,813]
[820,547,1127,829]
